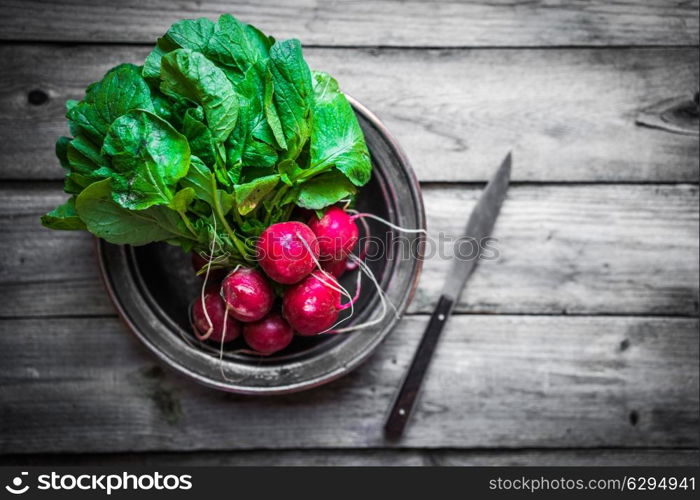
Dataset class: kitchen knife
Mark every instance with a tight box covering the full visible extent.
[384,152,512,440]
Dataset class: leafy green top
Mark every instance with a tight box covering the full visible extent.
[42,14,371,267]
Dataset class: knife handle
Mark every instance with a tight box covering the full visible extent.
[384,294,454,440]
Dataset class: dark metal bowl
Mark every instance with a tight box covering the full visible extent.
[97,96,425,394]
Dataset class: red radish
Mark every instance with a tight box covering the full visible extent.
[256,221,320,284]
[283,271,357,335]
[243,313,294,355]
[321,254,349,278]
[308,206,359,258]
[191,290,240,342]
[221,267,274,322]
[283,272,340,335]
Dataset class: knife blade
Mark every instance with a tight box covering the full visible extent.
[384,152,512,440]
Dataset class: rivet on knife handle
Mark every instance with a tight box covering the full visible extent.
[384,294,454,440]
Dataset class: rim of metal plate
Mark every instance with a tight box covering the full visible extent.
[96,95,426,395]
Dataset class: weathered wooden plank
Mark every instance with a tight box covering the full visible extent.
[0,0,696,46]
[1,183,697,318]
[417,184,700,316]
[0,185,110,317]
[0,315,696,453]
[2,449,697,466]
[0,44,698,183]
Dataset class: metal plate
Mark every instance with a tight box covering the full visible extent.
[97,96,426,394]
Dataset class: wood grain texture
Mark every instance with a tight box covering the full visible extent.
[417,184,700,315]
[0,0,697,46]
[2,449,698,467]
[0,44,698,183]
[0,315,697,453]
[1,0,697,465]
[1,183,696,318]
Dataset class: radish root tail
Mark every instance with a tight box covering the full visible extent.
[197,216,219,340]
[348,211,428,235]
[297,231,359,334]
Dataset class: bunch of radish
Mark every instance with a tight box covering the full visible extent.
[35,14,433,370]
[191,206,373,355]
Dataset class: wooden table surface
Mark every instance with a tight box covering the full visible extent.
[0,0,698,466]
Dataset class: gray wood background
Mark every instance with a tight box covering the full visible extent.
[0,0,698,466]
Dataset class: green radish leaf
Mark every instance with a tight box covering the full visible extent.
[182,106,220,168]
[163,18,215,52]
[143,18,216,81]
[309,71,371,187]
[143,44,168,81]
[281,186,300,206]
[55,137,71,170]
[226,66,278,170]
[63,174,86,195]
[226,162,243,185]
[66,64,154,145]
[169,187,199,240]
[296,170,357,210]
[217,190,235,215]
[268,39,313,159]
[169,187,196,213]
[67,135,110,177]
[181,156,215,206]
[239,218,267,236]
[75,179,192,245]
[40,197,86,230]
[263,68,287,150]
[65,99,78,113]
[235,174,279,215]
[160,49,239,143]
[278,158,302,186]
[206,14,272,77]
[240,165,276,183]
[63,135,111,193]
[150,89,177,122]
[103,110,191,210]
[181,156,233,214]
[161,96,195,132]
[312,69,340,104]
